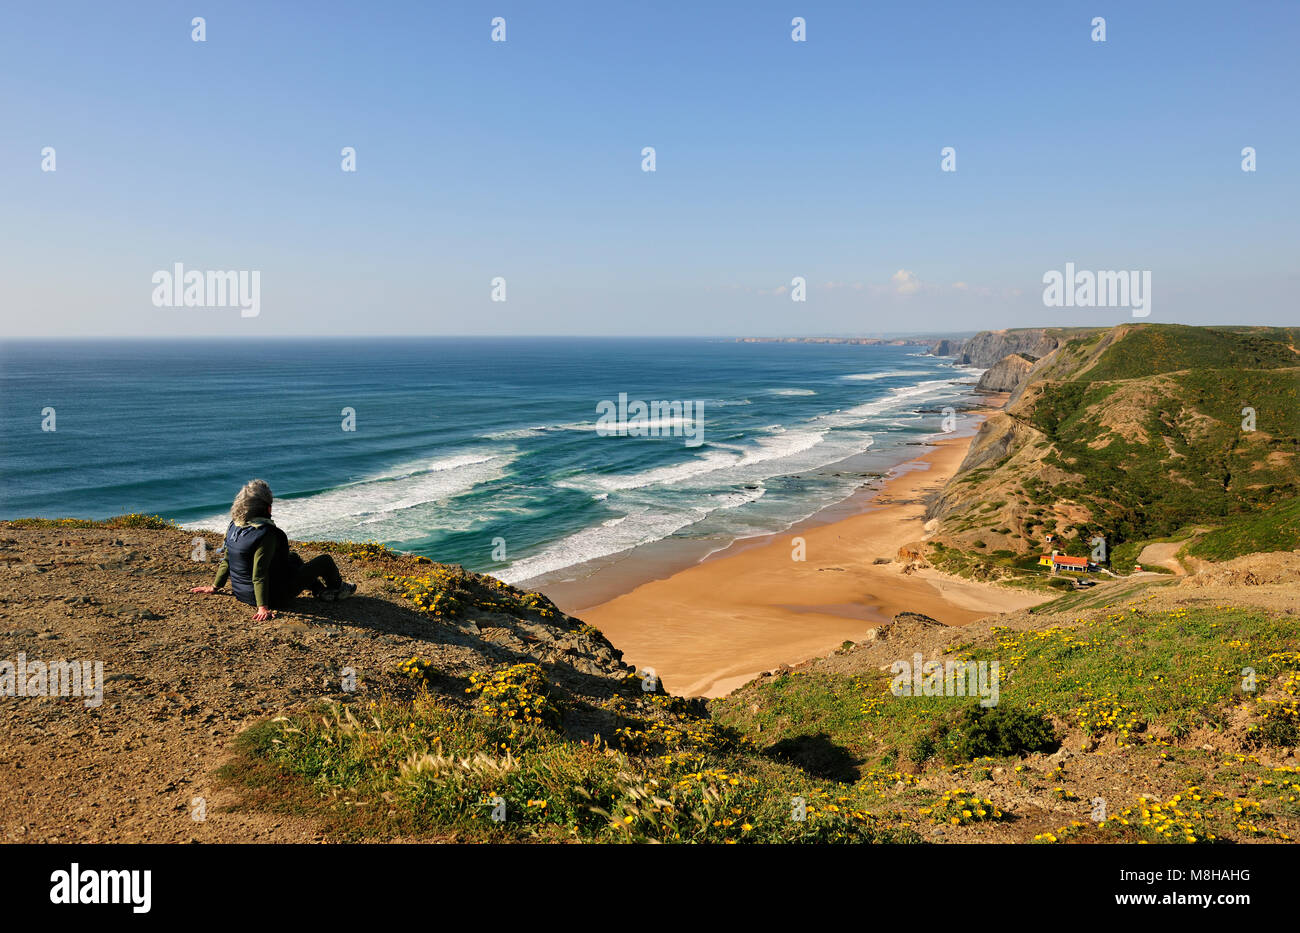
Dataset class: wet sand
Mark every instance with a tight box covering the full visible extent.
[574,426,1046,697]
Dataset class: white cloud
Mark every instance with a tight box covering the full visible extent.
[891,269,922,295]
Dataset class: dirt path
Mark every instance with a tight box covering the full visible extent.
[1136,541,1187,575]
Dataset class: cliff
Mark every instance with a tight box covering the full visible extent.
[959,329,1065,367]
[0,523,660,843]
[974,352,1037,392]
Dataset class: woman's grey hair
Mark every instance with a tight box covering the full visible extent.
[231,479,273,524]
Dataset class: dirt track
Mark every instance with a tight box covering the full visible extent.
[1136,541,1187,575]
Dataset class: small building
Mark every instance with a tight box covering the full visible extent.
[1038,550,1097,573]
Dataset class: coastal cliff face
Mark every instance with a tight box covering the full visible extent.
[974,353,1037,393]
[927,324,1300,573]
[959,329,1063,367]
[949,409,1041,476]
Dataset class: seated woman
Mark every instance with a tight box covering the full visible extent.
[190,479,356,620]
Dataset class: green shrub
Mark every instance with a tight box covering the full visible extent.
[910,734,936,766]
[1246,707,1300,749]
[941,705,1057,762]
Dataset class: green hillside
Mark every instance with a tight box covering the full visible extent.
[932,325,1300,575]
[1028,367,1299,541]
[1079,324,1300,382]
[1188,497,1300,562]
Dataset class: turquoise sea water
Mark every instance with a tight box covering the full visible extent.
[0,338,982,584]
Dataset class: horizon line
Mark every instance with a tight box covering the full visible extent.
[1,323,1285,342]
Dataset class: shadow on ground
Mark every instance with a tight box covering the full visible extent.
[764,731,861,782]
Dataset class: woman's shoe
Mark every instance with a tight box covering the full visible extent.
[322,582,357,601]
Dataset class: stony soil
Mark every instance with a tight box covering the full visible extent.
[0,526,637,843]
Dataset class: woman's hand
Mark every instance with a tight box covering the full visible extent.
[252,605,275,621]
[190,585,216,594]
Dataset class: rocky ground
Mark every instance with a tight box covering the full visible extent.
[0,526,638,843]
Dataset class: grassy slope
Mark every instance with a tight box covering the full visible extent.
[219,573,1299,844]
[709,590,1300,844]
[1188,498,1300,562]
[931,324,1300,580]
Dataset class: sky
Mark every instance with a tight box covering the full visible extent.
[1,0,1297,337]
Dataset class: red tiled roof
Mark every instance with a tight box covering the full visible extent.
[1053,555,1090,567]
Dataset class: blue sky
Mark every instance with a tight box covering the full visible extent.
[1,0,1296,336]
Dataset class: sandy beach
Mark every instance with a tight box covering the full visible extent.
[576,422,1047,697]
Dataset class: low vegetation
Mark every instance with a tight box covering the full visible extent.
[930,324,1300,583]
[224,671,918,844]
[5,512,176,530]
[220,586,1298,844]
[708,600,1300,843]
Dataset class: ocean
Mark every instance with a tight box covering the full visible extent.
[0,338,982,588]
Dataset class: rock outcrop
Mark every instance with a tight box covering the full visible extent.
[960,329,1061,367]
[975,352,1037,392]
